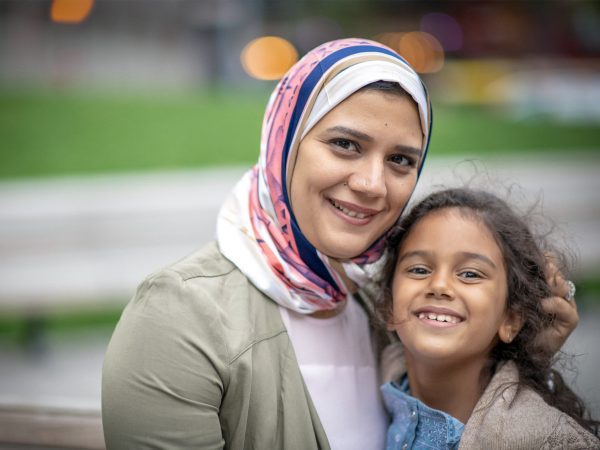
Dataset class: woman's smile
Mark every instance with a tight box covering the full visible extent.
[290,89,423,260]
[327,197,381,224]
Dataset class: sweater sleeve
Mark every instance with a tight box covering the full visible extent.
[102,269,230,449]
[542,413,600,449]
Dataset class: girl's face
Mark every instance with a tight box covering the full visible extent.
[290,90,423,260]
[390,208,518,368]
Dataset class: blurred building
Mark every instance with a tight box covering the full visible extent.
[0,0,599,122]
[1,1,598,81]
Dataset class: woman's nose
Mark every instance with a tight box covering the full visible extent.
[347,159,387,197]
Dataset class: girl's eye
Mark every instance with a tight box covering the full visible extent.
[388,154,416,167]
[459,270,482,280]
[330,138,358,153]
[408,266,430,276]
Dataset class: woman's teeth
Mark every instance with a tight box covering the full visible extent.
[417,312,461,324]
[330,200,368,219]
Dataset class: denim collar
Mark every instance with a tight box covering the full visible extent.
[381,377,464,450]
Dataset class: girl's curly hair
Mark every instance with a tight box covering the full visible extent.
[375,187,598,435]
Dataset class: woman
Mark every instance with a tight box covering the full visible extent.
[102,38,578,449]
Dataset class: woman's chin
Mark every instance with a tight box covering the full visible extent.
[315,236,379,261]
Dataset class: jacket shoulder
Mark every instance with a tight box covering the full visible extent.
[540,413,599,449]
[121,241,286,365]
[168,240,237,280]
[460,362,599,449]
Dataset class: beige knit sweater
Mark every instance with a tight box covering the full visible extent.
[381,343,599,449]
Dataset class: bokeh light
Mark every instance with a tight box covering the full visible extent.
[50,0,94,24]
[420,12,463,52]
[375,31,445,73]
[241,36,299,80]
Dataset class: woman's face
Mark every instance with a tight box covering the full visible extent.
[289,89,423,260]
[390,209,515,369]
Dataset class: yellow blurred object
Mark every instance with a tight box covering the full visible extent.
[374,31,444,74]
[241,36,299,80]
[440,59,514,104]
[50,0,94,23]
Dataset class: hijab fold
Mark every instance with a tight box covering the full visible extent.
[217,38,432,313]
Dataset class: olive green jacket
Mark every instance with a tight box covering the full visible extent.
[102,241,330,449]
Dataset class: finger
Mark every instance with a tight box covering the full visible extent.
[543,259,571,299]
[553,277,572,300]
[544,252,562,285]
[540,296,579,326]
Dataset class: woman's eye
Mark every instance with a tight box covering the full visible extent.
[388,154,417,169]
[330,138,358,153]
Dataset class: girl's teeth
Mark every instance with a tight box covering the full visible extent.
[418,312,460,323]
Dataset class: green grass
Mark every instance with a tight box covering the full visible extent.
[0,308,122,345]
[1,88,599,179]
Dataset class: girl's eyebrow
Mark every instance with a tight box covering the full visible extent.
[324,125,423,157]
[459,251,497,269]
[397,250,429,263]
[397,250,497,269]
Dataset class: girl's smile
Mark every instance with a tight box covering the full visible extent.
[390,208,520,367]
[413,305,465,327]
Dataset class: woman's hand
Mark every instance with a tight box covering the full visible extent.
[535,255,579,355]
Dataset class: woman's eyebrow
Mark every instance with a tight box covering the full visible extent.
[325,126,373,142]
[395,145,423,157]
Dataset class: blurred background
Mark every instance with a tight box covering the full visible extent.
[0,0,599,447]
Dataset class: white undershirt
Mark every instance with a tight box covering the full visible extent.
[279,296,387,450]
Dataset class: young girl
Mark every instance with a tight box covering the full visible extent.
[378,188,599,450]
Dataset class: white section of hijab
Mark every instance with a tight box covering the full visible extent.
[301,58,429,144]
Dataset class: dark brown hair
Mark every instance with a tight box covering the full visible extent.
[377,187,598,435]
[359,80,409,97]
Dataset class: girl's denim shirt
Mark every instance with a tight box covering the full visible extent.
[381,376,464,450]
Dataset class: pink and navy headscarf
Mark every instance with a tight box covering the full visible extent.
[217,38,432,313]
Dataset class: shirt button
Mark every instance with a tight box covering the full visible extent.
[411,410,417,418]
[402,444,408,450]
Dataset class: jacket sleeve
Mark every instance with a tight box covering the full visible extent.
[102,270,230,449]
[543,413,600,449]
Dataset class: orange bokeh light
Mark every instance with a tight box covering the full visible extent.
[241,36,299,81]
[375,31,445,74]
[51,0,94,24]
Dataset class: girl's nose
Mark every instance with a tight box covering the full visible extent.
[347,159,387,197]
[427,272,454,300]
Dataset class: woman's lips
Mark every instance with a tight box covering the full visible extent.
[327,198,380,224]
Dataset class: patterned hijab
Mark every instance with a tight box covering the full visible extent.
[217,38,432,313]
